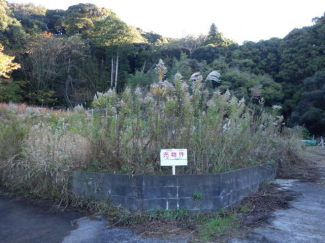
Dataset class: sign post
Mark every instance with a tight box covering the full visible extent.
[160,149,188,175]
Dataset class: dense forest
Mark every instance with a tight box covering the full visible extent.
[0,0,325,134]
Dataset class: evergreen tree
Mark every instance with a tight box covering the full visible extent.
[204,23,235,47]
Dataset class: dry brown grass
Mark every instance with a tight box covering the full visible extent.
[276,145,323,182]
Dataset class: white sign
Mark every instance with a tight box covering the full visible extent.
[160,149,188,175]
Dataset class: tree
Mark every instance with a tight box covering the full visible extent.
[20,32,67,91]
[127,70,157,89]
[17,32,88,105]
[192,45,220,63]
[137,29,167,45]
[0,43,22,102]
[56,3,114,36]
[279,15,325,83]
[259,75,284,106]
[61,36,90,107]
[9,2,48,34]
[0,43,20,78]
[179,34,206,55]
[204,23,235,47]
[45,9,65,34]
[290,72,325,135]
[0,0,20,31]
[0,0,25,44]
[168,52,192,81]
[91,15,142,90]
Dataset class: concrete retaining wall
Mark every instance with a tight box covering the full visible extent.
[70,165,276,212]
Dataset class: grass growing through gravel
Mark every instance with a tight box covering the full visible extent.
[198,214,239,241]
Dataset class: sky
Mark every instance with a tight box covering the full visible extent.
[7,0,325,44]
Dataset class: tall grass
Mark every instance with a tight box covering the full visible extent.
[89,75,298,174]
[0,104,91,199]
[0,74,305,199]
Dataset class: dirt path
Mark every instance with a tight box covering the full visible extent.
[229,148,325,243]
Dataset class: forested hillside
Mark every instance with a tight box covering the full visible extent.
[0,0,324,134]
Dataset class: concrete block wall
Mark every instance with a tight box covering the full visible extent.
[70,165,276,212]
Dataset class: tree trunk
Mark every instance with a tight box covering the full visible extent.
[65,75,72,108]
[115,54,119,90]
[111,57,114,87]
[141,61,146,72]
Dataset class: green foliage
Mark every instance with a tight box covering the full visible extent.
[0,0,25,45]
[229,59,257,73]
[0,79,24,102]
[290,72,325,135]
[238,204,252,213]
[139,30,168,45]
[168,52,192,81]
[199,214,239,241]
[45,9,65,33]
[192,45,220,63]
[90,14,146,49]
[29,90,57,106]
[211,56,229,72]
[14,32,90,105]
[204,23,235,47]
[0,43,20,78]
[0,0,21,31]
[192,192,202,200]
[1,1,321,214]
[56,3,113,36]
[0,0,323,135]
[76,56,110,94]
[127,70,157,89]
[9,2,47,34]
[292,126,311,140]
[259,75,284,107]
[220,69,283,106]
[279,26,325,83]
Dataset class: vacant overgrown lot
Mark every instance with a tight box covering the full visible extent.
[0,76,310,242]
[0,76,305,202]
